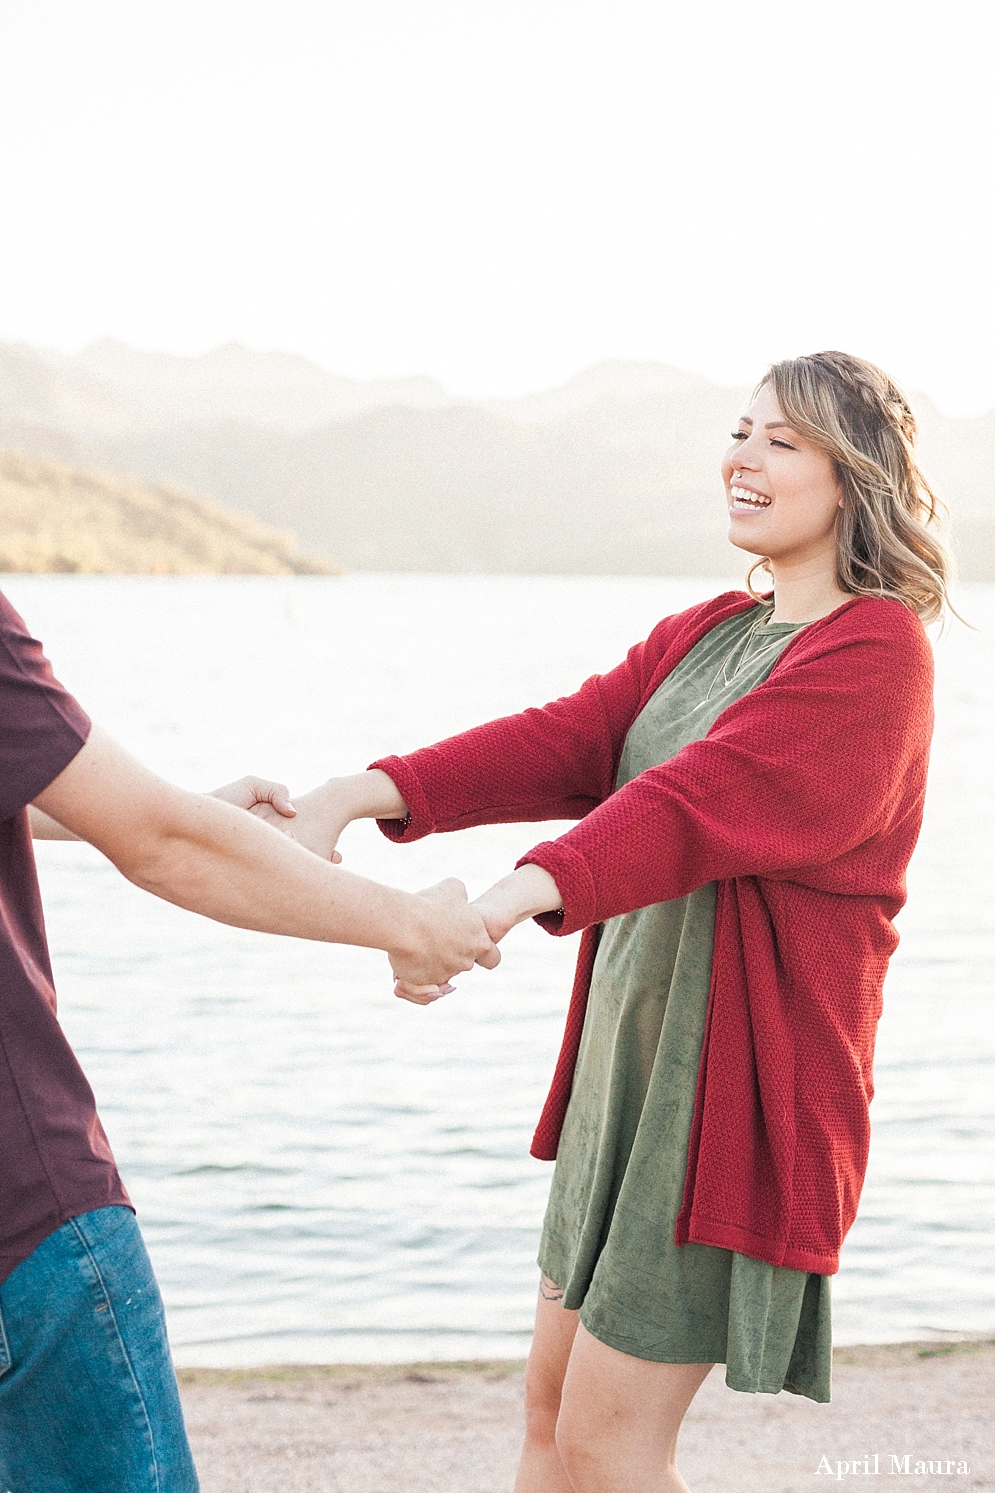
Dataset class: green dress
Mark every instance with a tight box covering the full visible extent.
[538,602,833,1403]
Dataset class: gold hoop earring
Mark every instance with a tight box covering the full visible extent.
[745,558,773,600]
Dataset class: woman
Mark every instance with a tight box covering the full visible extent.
[260,351,948,1492]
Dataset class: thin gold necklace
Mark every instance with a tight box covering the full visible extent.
[693,610,788,711]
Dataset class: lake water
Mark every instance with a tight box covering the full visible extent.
[6,573,994,1365]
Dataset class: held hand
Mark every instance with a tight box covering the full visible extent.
[470,886,522,947]
[391,878,501,1006]
[210,775,296,816]
[262,781,356,862]
[209,775,348,862]
[245,771,409,864]
[471,863,565,948]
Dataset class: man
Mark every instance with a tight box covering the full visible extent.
[0,589,497,1492]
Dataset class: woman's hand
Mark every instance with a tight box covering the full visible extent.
[209,775,344,862]
[391,879,501,1005]
[472,864,564,944]
[209,770,408,864]
[250,779,360,861]
[272,772,407,860]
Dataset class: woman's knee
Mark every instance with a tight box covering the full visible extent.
[522,1358,565,1445]
[521,1274,579,1447]
[553,1393,612,1475]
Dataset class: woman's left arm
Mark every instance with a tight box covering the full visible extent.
[214,596,752,862]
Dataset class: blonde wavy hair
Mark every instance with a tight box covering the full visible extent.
[745,350,952,624]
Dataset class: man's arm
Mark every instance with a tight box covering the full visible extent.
[30,773,302,846]
[28,805,80,840]
[33,726,498,988]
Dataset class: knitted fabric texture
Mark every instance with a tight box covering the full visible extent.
[372,591,934,1274]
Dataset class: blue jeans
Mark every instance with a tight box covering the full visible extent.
[0,1206,198,1492]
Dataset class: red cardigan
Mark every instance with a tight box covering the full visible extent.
[372,591,934,1275]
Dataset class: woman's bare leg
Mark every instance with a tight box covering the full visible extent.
[513,1277,579,1493]
[555,1322,713,1492]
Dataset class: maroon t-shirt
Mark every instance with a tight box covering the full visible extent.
[0,590,130,1283]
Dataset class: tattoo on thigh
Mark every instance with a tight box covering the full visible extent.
[540,1275,565,1303]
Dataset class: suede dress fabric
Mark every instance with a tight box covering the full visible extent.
[537,605,831,1400]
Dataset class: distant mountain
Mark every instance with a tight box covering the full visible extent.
[486,360,717,423]
[0,342,132,434]
[0,339,992,578]
[64,340,452,431]
[0,451,333,575]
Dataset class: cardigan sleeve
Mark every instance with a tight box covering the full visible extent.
[519,601,934,934]
[370,595,748,841]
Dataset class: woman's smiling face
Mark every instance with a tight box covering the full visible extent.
[722,382,844,565]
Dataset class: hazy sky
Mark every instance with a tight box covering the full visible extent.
[1,0,993,411]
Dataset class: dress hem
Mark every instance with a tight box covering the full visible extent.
[576,1309,831,1403]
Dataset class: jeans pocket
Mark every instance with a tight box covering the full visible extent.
[69,1205,136,1257]
[0,1295,11,1378]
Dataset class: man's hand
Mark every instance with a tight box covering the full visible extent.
[210,775,296,817]
[391,879,501,1005]
[247,780,353,861]
[391,863,562,1007]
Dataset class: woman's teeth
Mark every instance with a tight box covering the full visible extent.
[730,485,772,509]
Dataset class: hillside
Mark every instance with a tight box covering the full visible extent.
[1,341,992,578]
[0,452,333,575]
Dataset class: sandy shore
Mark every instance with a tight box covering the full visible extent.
[179,1338,993,1492]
